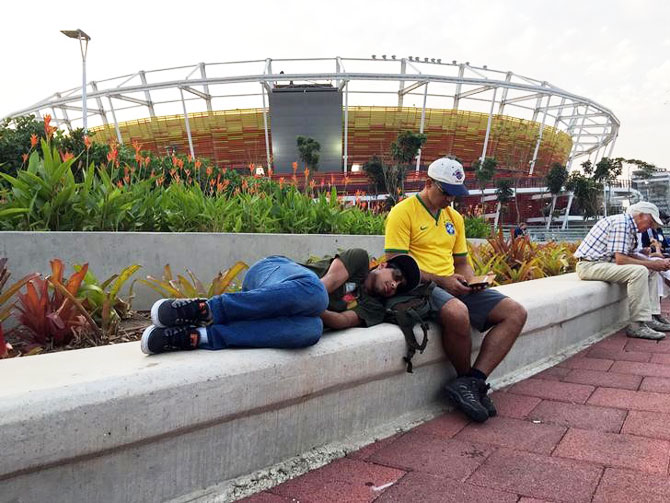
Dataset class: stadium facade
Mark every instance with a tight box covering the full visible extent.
[4,56,620,225]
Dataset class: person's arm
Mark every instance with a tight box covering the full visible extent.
[318,256,363,329]
[615,252,670,271]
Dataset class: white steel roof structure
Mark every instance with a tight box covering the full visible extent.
[3,56,619,174]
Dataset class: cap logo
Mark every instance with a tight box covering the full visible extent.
[452,168,464,181]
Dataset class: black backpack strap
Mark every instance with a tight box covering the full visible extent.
[397,308,429,373]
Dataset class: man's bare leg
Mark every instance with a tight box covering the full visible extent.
[472,298,527,376]
[439,298,473,375]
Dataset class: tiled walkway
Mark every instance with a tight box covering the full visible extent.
[241,311,670,502]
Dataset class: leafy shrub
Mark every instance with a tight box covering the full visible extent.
[464,216,492,239]
[139,262,248,298]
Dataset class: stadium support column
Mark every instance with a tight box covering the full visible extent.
[529,94,550,176]
[179,88,196,161]
[415,82,428,172]
[480,87,498,162]
[107,96,123,144]
[343,81,349,174]
[398,58,406,107]
[261,83,271,171]
[566,105,588,172]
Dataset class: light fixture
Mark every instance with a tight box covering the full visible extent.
[465,61,470,65]
[391,55,396,59]
[431,58,435,63]
[351,163,362,173]
[61,29,91,133]
[382,54,387,59]
[483,65,488,69]
[424,57,429,62]
[408,56,413,61]
[371,54,376,59]
[452,60,457,64]
[437,59,441,63]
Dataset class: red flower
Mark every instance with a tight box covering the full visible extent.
[84,135,92,150]
[30,134,38,148]
[22,153,28,163]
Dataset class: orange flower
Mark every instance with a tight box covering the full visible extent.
[279,177,285,188]
[209,178,215,186]
[242,179,249,191]
[184,169,191,177]
[309,179,316,190]
[132,140,142,154]
[206,166,213,177]
[30,134,38,148]
[172,156,179,167]
[144,156,151,166]
[124,175,130,184]
[187,154,193,163]
[22,153,29,163]
[156,176,165,187]
[267,167,273,177]
[248,163,255,174]
[223,179,231,190]
[84,135,92,150]
[117,180,123,188]
[60,151,74,162]
[195,160,202,170]
[303,168,310,179]
[43,114,52,138]
[292,161,298,174]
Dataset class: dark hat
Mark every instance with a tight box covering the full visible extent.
[387,254,421,293]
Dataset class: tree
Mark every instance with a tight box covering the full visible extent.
[0,116,44,176]
[494,179,514,228]
[565,171,601,220]
[296,136,320,172]
[362,155,385,195]
[472,157,498,208]
[544,162,568,228]
[384,131,427,208]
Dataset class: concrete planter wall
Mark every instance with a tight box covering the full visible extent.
[0,232,387,311]
[0,232,624,502]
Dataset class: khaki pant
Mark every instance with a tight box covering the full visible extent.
[576,261,660,322]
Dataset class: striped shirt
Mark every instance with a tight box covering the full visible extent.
[574,214,637,262]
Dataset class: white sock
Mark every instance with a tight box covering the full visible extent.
[197,327,208,346]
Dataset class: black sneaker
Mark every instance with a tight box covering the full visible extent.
[444,376,489,423]
[151,298,213,328]
[478,381,497,417]
[141,325,201,355]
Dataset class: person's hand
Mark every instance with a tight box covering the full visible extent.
[648,259,670,272]
[642,247,652,256]
[438,274,472,296]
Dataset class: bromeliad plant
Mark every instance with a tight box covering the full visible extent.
[76,264,142,337]
[0,258,39,358]
[468,230,577,285]
[139,262,248,299]
[14,259,99,351]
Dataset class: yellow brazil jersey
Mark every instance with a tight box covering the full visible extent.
[384,195,467,277]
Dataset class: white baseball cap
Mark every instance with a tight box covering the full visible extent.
[627,201,664,226]
[427,158,469,196]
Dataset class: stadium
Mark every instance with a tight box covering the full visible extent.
[4,56,620,226]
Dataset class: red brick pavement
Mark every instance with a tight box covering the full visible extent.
[240,306,670,502]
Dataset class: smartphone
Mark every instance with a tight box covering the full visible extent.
[467,275,494,289]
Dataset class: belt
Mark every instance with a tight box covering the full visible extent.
[577,258,602,262]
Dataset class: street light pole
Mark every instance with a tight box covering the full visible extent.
[61,29,91,133]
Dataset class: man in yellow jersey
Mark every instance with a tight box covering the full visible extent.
[385,157,527,423]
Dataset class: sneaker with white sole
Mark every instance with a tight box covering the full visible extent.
[653,314,670,325]
[151,298,213,328]
[141,325,201,355]
[626,324,666,340]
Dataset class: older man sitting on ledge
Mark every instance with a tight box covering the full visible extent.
[574,201,670,340]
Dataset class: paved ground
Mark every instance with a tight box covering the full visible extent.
[240,308,670,502]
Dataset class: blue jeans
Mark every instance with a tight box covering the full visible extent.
[200,256,329,350]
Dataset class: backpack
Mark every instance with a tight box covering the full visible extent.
[384,282,435,373]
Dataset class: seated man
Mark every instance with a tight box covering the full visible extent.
[141,249,420,354]
[513,222,528,239]
[384,157,527,423]
[574,201,670,340]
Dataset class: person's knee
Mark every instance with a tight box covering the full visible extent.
[300,318,323,347]
[507,300,528,329]
[439,298,469,325]
[629,265,649,281]
[302,275,329,314]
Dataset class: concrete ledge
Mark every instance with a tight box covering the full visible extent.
[0,273,628,502]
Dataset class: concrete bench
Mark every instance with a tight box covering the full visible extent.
[0,273,628,502]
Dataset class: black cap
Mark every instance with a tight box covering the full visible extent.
[387,254,421,293]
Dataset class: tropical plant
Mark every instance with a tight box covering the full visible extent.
[76,264,142,337]
[544,162,569,228]
[139,261,248,299]
[13,260,99,350]
[464,216,492,239]
[0,258,40,358]
[494,179,514,227]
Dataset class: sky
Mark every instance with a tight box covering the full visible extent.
[1,0,669,171]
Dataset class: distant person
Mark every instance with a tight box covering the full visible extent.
[141,249,420,354]
[384,157,527,423]
[513,222,528,239]
[574,201,670,340]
